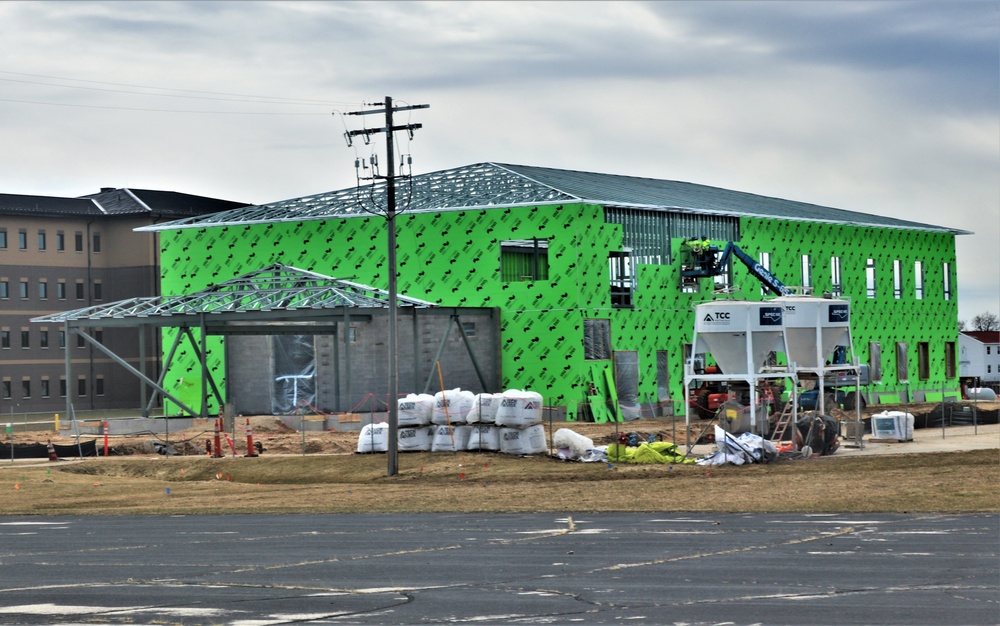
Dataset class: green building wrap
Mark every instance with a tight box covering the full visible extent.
[158,202,959,417]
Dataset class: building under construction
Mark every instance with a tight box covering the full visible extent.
[124,163,967,418]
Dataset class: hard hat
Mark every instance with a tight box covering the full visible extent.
[700,234,708,239]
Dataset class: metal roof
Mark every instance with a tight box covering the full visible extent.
[0,188,248,220]
[31,264,435,325]
[137,162,967,234]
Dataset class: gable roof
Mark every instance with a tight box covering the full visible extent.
[0,193,102,217]
[138,162,967,235]
[0,188,248,219]
[962,331,1000,344]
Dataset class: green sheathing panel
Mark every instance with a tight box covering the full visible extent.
[738,217,959,398]
[160,204,626,412]
[158,204,958,416]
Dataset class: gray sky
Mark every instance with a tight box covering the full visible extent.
[1,1,997,321]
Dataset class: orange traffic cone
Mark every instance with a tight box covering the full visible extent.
[244,418,258,458]
[47,439,58,462]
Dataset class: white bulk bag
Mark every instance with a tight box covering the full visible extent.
[431,424,459,452]
[432,389,474,425]
[357,422,389,453]
[466,425,501,451]
[466,393,499,424]
[499,424,547,455]
[397,426,432,452]
[495,389,544,427]
[398,393,434,426]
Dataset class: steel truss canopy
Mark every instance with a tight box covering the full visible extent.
[32,264,436,327]
[30,264,441,420]
[135,162,967,235]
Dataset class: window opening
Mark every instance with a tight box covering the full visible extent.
[893,259,902,299]
[584,319,611,360]
[609,251,634,308]
[501,238,549,282]
[869,341,883,383]
[917,342,930,380]
[865,258,877,299]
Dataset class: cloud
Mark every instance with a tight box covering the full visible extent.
[0,0,995,318]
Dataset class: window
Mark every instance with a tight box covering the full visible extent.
[801,254,811,288]
[95,377,105,396]
[830,256,843,297]
[759,252,772,296]
[865,258,877,299]
[917,341,930,380]
[21,379,30,399]
[75,232,83,252]
[19,280,28,299]
[462,322,476,337]
[1,380,10,399]
[77,332,85,348]
[18,229,27,250]
[609,251,634,308]
[39,330,48,349]
[95,329,103,344]
[93,282,103,300]
[1,330,9,349]
[75,282,85,300]
[57,282,66,300]
[896,342,909,383]
[56,231,65,251]
[20,329,29,349]
[869,341,883,383]
[584,319,611,360]
[37,230,46,251]
[77,377,87,397]
[0,229,6,249]
[40,379,49,398]
[914,261,924,300]
[945,341,957,378]
[93,233,101,253]
[942,262,952,300]
[0,280,7,299]
[38,281,47,300]
[59,379,67,397]
[501,239,549,282]
[892,260,902,299]
[58,330,65,348]
[988,347,992,355]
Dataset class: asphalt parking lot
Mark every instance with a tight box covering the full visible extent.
[0,512,996,625]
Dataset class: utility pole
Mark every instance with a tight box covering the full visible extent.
[345,96,429,477]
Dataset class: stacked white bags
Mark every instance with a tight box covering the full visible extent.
[358,388,548,455]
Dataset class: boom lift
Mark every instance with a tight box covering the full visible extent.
[682,241,792,297]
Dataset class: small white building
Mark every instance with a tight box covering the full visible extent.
[959,331,1000,384]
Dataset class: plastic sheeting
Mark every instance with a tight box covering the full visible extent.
[697,426,778,465]
[614,351,642,420]
[272,335,316,415]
